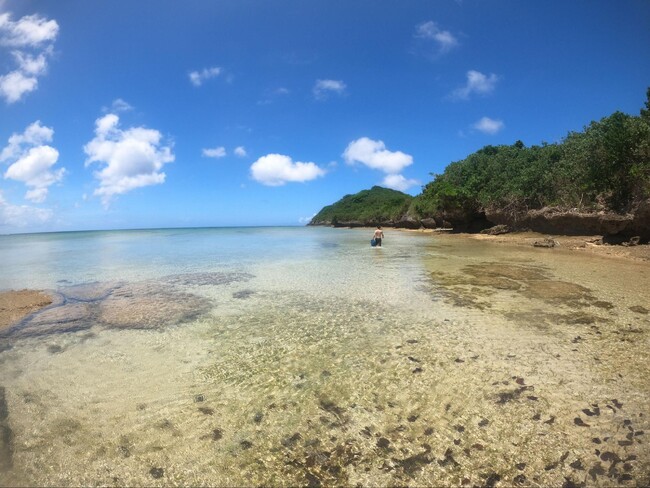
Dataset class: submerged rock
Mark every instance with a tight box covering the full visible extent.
[98,283,212,330]
[161,272,253,287]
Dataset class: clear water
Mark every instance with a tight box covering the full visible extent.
[0,227,648,486]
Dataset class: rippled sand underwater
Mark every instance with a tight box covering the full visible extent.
[0,229,649,487]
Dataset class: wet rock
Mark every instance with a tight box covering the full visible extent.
[588,462,606,480]
[394,445,433,476]
[149,467,164,479]
[0,388,7,422]
[412,367,423,373]
[582,407,600,416]
[629,305,649,314]
[515,462,526,470]
[377,437,390,449]
[407,414,419,422]
[513,474,526,484]
[438,447,459,467]
[484,472,501,487]
[61,281,122,301]
[240,440,253,449]
[47,344,64,354]
[198,407,214,415]
[481,224,511,235]
[99,283,211,329]
[253,412,264,424]
[14,302,94,337]
[562,478,585,488]
[194,394,205,403]
[232,290,255,299]
[574,417,590,427]
[478,418,489,427]
[162,272,253,287]
[281,433,301,448]
[533,237,559,248]
[570,459,584,470]
[211,428,223,441]
[0,424,13,470]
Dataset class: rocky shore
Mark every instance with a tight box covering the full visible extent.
[0,290,52,331]
[312,199,650,244]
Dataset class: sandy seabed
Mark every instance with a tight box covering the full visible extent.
[0,232,649,487]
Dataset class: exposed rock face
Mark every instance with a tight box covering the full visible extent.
[484,200,650,241]
[481,224,511,235]
[312,198,650,241]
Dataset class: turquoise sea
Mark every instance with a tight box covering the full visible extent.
[0,227,648,486]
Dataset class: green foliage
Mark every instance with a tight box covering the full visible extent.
[310,186,413,224]
[413,89,650,216]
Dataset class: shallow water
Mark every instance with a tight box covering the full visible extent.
[0,227,648,486]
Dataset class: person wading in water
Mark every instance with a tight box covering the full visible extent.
[373,226,384,247]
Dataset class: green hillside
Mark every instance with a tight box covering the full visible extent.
[309,186,413,226]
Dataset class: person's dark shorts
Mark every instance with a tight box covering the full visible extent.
[375,238,382,246]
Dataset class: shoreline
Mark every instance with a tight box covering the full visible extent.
[392,227,650,262]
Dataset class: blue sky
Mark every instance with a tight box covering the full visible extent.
[0,0,649,233]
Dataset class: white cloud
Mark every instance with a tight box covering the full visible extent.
[0,13,59,47]
[0,69,38,103]
[451,70,499,100]
[0,190,53,227]
[343,137,413,174]
[313,79,346,100]
[84,114,174,205]
[0,11,58,103]
[189,66,222,87]
[202,146,226,158]
[1,121,64,202]
[473,116,504,134]
[250,153,326,186]
[382,174,419,192]
[234,146,247,157]
[415,21,458,55]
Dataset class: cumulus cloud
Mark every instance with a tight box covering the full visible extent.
[1,121,64,202]
[250,154,326,186]
[0,11,58,103]
[189,66,222,86]
[313,79,346,100]
[382,174,420,192]
[451,70,499,100]
[0,190,53,227]
[202,146,226,158]
[84,114,174,205]
[473,116,504,134]
[234,146,247,157]
[415,21,458,56]
[343,137,413,174]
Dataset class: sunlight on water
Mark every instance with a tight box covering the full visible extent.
[0,228,648,486]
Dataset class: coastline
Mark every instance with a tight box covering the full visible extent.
[393,227,650,262]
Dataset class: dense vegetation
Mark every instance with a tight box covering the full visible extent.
[310,186,412,225]
[411,89,650,219]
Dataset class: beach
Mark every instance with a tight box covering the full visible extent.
[0,227,648,486]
